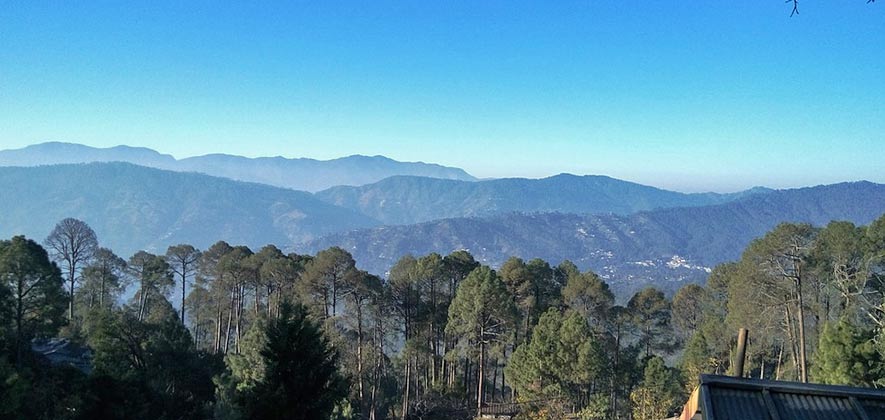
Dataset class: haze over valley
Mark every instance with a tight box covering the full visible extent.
[2,142,881,298]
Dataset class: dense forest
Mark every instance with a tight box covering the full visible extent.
[2,213,885,420]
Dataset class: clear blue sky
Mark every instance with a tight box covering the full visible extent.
[1,2,883,192]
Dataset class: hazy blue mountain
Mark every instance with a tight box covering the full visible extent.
[305,181,885,299]
[0,142,477,192]
[315,174,773,224]
[177,153,476,192]
[0,163,379,257]
[0,142,177,168]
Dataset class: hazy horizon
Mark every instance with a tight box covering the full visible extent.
[4,140,880,194]
[2,3,883,191]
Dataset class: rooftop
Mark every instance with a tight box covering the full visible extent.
[681,374,885,420]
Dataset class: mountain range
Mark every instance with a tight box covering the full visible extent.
[305,181,885,298]
[315,174,772,224]
[0,142,476,192]
[0,163,378,256]
[1,143,882,300]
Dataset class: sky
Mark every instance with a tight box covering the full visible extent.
[1,2,883,192]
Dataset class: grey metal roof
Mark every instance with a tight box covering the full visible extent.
[693,375,885,420]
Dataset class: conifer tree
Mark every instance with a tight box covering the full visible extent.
[0,236,67,365]
[240,302,348,420]
[446,266,517,416]
[812,319,882,387]
[630,357,681,420]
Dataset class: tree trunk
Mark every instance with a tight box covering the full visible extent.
[357,303,365,411]
[100,273,106,309]
[140,294,150,322]
[224,290,234,354]
[645,323,651,359]
[181,271,187,324]
[501,351,507,402]
[370,318,381,420]
[68,264,76,321]
[464,357,471,399]
[401,360,411,420]
[611,323,621,416]
[213,309,220,353]
[477,340,485,417]
[448,351,455,388]
[429,280,437,388]
[776,342,784,380]
[254,284,261,316]
[491,357,498,402]
[235,283,244,354]
[524,313,530,345]
[266,285,274,318]
[214,306,223,353]
[423,355,429,397]
[795,277,808,382]
[784,305,799,380]
[413,355,419,405]
[332,278,338,318]
[429,339,436,389]
[15,276,24,366]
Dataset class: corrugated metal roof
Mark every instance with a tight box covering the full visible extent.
[685,375,885,420]
[707,386,769,419]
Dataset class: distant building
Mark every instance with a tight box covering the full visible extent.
[679,374,885,420]
[31,338,93,374]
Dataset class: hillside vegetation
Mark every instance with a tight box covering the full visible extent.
[307,181,885,297]
[0,163,379,256]
[316,173,770,224]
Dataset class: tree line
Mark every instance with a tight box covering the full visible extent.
[1,214,884,419]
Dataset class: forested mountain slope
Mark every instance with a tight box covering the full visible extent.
[1,158,880,300]
[0,163,379,256]
[315,174,772,224]
[305,181,885,298]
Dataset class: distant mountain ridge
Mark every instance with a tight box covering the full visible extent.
[2,148,882,301]
[304,181,885,298]
[0,142,477,192]
[316,174,774,224]
[0,163,379,256]
[0,142,178,168]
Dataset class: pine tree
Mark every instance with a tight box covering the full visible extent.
[240,302,348,420]
[627,287,676,358]
[812,319,882,387]
[680,332,712,392]
[630,357,681,420]
[446,266,517,416]
[0,236,67,365]
[505,309,609,412]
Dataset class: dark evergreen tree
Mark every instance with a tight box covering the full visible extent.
[630,356,682,420]
[627,287,676,358]
[79,247,127,311]
[0,236,67,365]
[240,302,348,420]
[812,319,883,387]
